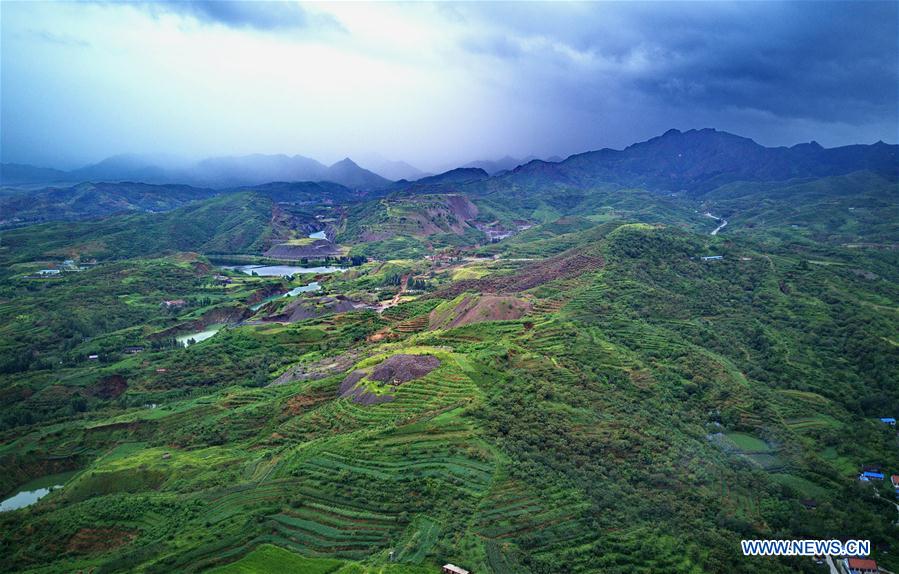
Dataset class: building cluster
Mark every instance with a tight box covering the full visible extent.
[29,259,94,278]
[859,418,898,495]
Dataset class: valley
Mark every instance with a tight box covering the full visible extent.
[0,130,897,574]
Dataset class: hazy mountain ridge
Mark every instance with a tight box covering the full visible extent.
[4,129,895,196]
[0,182,219,227]
[354,154,429,181]
[504,128,898,195]
[462,155,539,175]
[1,154,392,191]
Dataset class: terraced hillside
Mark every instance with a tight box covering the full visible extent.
[1,207,897,574]
[336,194,485,258]
[0,132,898,574]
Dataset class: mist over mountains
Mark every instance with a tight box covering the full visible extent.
[0,154,392,190]
[2,128,895,196]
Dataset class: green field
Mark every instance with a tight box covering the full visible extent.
[1,158,898,574]
[208,545,343,574]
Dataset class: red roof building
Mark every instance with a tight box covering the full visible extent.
[847,557,878,574]
[891,474,899,488]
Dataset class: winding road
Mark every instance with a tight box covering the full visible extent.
[705,212,728,235]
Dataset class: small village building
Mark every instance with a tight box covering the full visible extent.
[859,471,884,481]
[879,417,896,426]
[88,354,99,360]
[800,499,817,510]
[213,275,232,284]
[701,255,723,261]
[442,565,470,574]
[123,346,145,354]
[847,557,878,574]
[891,475,899,489]
[37,269,61,276]
[162,452,171,460]
[162,299,186,308]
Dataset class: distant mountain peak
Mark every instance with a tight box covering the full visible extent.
[406,167,489,186]
[792,140,824,151]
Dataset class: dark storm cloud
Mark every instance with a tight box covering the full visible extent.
[460,2,898,126]
[144,1,343,32]
[631,3,898,123]
[2,1,896,169]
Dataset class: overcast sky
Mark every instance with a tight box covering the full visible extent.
[2,1,897,171]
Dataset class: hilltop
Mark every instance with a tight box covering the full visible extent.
[0,128,896,574]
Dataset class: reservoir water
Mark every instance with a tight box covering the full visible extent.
[0,471,78,512]
[223,265,344,277]
[176,325,224,347]
[250,282,322,311]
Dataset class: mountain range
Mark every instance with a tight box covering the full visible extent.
[0,154,392,190]
[460,156,540,175]
[1,126,899,574]
[499,128,898,196]
[2,128,896,199]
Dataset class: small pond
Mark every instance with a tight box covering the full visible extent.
[0,470,78,512]
[223,265,344,277]
[176,324,224,347]
[250,282,322,311]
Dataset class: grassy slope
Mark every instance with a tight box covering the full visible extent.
[0,182,218,226]
[702,171,899,247]
[336,194,484,259]
[0,179,897,573]
[0,192,276,265]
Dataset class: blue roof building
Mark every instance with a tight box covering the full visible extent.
[859,471,885,481]
[879,417,896,425]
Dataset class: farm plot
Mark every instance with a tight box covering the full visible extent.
[475,479,593,557]
[207,543,343,574]
[263,410,496,564]
[275,353,481,441]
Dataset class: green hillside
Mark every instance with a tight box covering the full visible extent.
[702,171,899,246]
[0,193,278,266]
[0,182,218,227]
[0,156,897,574]
[0,205,899,573]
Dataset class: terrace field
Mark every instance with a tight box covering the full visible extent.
[0,149,897,574]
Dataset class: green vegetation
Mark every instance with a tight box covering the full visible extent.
[0,167,897,574]
[207,544,342,574]
[0,193,277,264]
